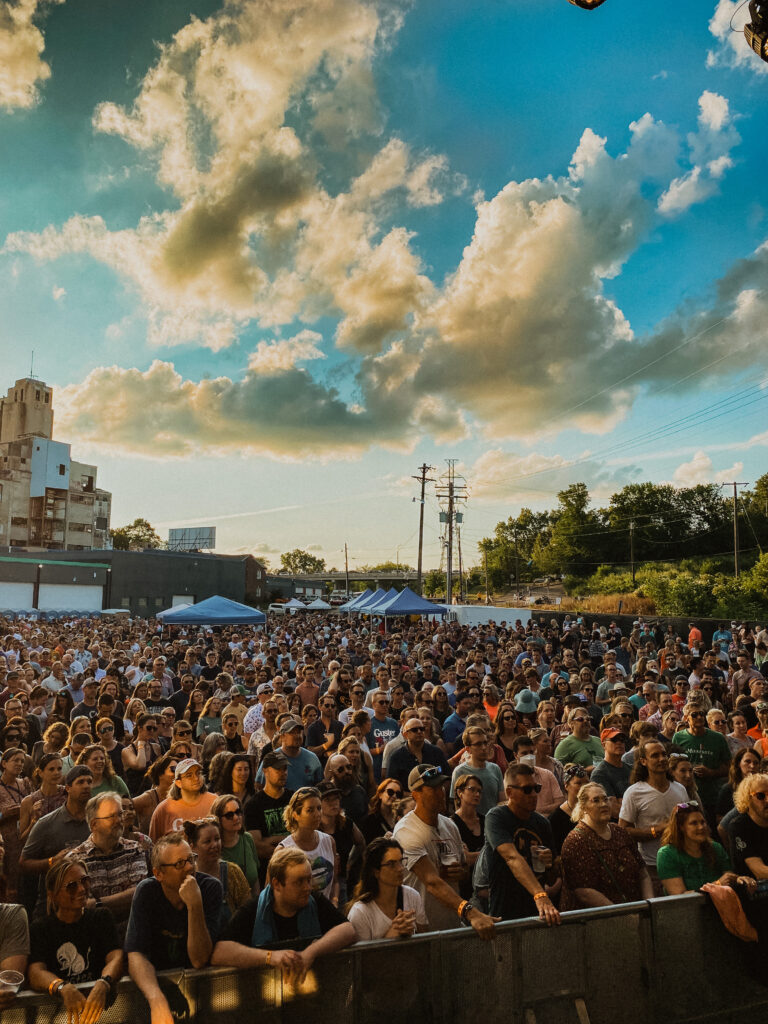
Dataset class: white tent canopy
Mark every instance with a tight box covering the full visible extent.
[306,598,332,609]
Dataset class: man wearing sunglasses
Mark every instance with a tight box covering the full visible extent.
[673,702,730,824]
[393,764,497,938]
[554,708,604,770]
[126,831,222,1024]
[389,716,449,791]
[485,763,560,927]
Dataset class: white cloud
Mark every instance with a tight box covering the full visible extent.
[672,450,744,487]
[51,284,65,301]
[0,0,64,111]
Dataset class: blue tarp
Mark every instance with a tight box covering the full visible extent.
[377,586,447,617]
[157,595,266,625]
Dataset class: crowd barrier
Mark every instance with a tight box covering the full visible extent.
[1,894,766,1024]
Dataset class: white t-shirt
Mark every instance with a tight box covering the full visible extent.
[347,885,427,941]
[392,811,464,932]
[618,780,688,866]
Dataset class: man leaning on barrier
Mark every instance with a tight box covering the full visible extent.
[392,764,498,938]
[211,847,355,984]
[125,832,222,1024]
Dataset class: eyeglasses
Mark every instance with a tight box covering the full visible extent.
[587,795,609,805]
[406,726,425,733]
[416,766,442,782]
[711,719,726,726]
[380,857,404,868]
[98,726,114,734]
[220,809,243,819]
[94,811,123,822]
[385,788,403,797]
[144,725,158,732]
[688,712,705,719]
[63,876,91,895]
[571,717,589,724]
[511,783,542,795]
[160,855,196,870]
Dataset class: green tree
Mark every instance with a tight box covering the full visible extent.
[111,518,162,550]
[280,549,326,573]
[357,561,415,572]
[536,483,603,575]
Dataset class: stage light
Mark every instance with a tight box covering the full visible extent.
[745,1,768,62]
[567,0,608,9]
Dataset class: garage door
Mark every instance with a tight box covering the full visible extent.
[0,582,35,610]
[38,583,103,611]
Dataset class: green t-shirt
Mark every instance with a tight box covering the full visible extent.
[553,734,604,768]
[91,775,129,798]
[656,841,730,890]
[221,831,260,889]
[671,729,731,810]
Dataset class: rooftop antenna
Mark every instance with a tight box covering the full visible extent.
[30,350,34,378]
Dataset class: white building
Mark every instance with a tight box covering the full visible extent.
[0,377,111,551]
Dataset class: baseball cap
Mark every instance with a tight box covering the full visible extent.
[279,718,303,735]
[65,765,93,785]
[756,702,768,712]
[611,682,629,692]
[256,683,273,695]
[317,780,341,799]
[174,758,202,779]
[600,728,628,744]
[261,750,289,770]
[407,764,444,790]
[232,685,248,696]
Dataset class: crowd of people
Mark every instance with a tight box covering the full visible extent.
[1,611,768,1020]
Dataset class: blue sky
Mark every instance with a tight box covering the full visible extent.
[1,0,767,570]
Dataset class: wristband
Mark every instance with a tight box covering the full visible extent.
[533,892,548,902]
[48,856,54,868]
[650,827,657,839]
[457,899,469,919]
[49,979,65,996]
[265,950,272,966]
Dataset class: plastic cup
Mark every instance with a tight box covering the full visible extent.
[531,845,547,873]
[0,971,24,993]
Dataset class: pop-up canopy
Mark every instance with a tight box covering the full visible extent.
[157,595,266,625]
[376,587,447,617]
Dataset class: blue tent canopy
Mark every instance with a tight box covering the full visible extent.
[351,587,386,612]
[157,595,266,625]
[338,588,372,611]
[358,587,397,613]
[377,587,447,617]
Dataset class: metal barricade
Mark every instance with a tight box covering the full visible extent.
[3,895,768,1024]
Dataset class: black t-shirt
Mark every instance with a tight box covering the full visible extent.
[485,805,554,920]
[145,697,172,715]
[221,892,346,948]
[305,719,344,756]
[548,806,575,856]
[124,874,222,970]
[731,812,768,875]
[245,789,293,833]
[169,689,191,716]
[30,908,119,984]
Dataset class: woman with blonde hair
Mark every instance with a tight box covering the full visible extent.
[277,786,338,903]
[560,782,653,908]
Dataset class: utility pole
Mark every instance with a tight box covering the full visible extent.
[412,463,435,594]
[629,520,635,586]
[483,545,490,605]
[457,526,464,602]
[720,482,749,577]
[436,460,468,606]
[344,543,350,597]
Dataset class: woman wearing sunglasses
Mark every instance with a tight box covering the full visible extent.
[28,859,123,1024]
[359,778,404,844]
[729,773,768,879]
[213,793,260,893]
[560,782,653,909]
[657,801,737,894]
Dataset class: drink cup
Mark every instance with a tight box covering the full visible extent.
[531,845,547,873]
[0,972,24,994]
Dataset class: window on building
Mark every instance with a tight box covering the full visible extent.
[58,464,66,476]
[121,597,131,608]
[35,390,40,401]
[0,484,3,501]
[138,597,147,608]
[44,392,50,403]
[155,597,163,607]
